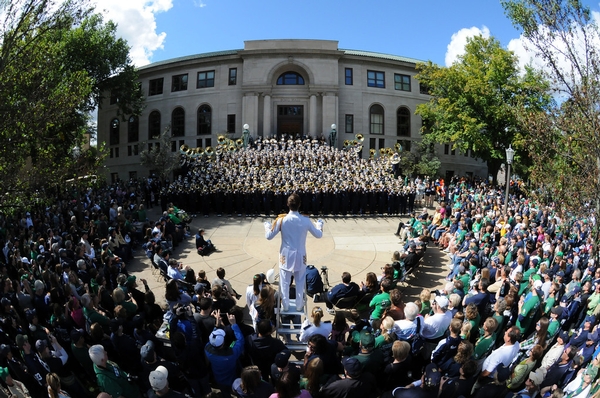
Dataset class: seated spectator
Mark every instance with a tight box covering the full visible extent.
[438,360,478,398]
[386,363,441,398]
[196,229,216,256]
[369,278,394,320]
[320,357,377,398]
[213,267,241,300]
[300,307,332,343]
[88,344,138,398]
[382,340,412,391]
[506,344,544,391]
[232,365,275,398]
[325,272,360,313]
[245,320,287,382]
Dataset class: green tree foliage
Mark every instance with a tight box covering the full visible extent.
[139,126,180,183]
[415,35,552,181]
[0,0,143,211]
[502,0,600,221]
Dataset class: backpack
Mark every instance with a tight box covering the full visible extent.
[411,317,425,355]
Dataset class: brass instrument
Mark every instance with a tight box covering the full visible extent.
[355,133,364,143]
[205,146,214,157]
[343,140,350,148]
[236,138,243,148]
[180,144,189,155]
[354,145,363,153]
[217,135,227,145]
[229,144,236,152]
[196,147,204,156]
[390,153,401,164]
[395,142,402,152]
[369,148,376,159]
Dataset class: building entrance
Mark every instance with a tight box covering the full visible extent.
[277,105,303,137]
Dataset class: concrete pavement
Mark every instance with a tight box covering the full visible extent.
[128,209,450,320]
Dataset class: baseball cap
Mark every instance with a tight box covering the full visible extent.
[149,365,168,391]
[141,340,155,362]
[209,328,226,347]
[550,306,564,317]
[558,331,569,343]
[533,280,543,290]
[528,369,544,386]
[434,295,449,309]
[423,363,442,388]
[359,330,375,348]
[70,328,84,342]
[0,345,10,358]
[342,357,362,378]
[35,339,48,352]
[274,350,291,368]
[15,334,27,347]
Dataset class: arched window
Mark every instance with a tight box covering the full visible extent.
[396,107,410,137]
[148,111,161,139]
[171,107,185,137]
[277,72,305,85]
[109,118,119,145]
[197,105,211,135]
[370,104,384,135]
[127,116,139,142]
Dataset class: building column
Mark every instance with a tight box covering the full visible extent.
[263,94,271,138]
[309,94,317,137]
[322,93,339,145]
[242,93,259,136]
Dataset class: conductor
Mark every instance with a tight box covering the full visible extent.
[264,193,324,312]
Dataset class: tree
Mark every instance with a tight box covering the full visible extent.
[502,0,600,245]
[0,0,143,211]
[139,126,180,183]
[415,35,552,181]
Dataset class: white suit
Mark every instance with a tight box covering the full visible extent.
[265,211,323,311]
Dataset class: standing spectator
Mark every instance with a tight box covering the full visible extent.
[88,344,139,398]
[204,312,244,397]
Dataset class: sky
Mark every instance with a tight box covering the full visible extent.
[89,0,600,70]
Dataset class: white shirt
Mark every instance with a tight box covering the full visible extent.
[246,284,262,320]
[264,211,323,272]
[422,311,452,340]
[482,342,521,377]
[394,316,421,340]
[540,342,564,370]
[168,265,183,280]
[299,320,332,342]
[563,374,591,398]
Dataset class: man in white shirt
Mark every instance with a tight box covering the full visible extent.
[480,326,521,380]
[265,193,323,312]
[422,295,452,340]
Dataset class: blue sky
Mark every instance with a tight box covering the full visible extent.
[95,0,599,68]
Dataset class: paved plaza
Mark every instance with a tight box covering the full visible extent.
[130,208,449,321]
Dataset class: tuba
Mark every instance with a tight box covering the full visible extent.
[217,135,227,145]
[229,144,236,152]
[236,138,243,148]
[180,144,189,155]
[395,142,402,152]
[369,148,376,159]
[354,145,363,153]
[196,147,204,157]
[205,146,214,157]
[343,140,350,148]
[390,153,401,164]
[355,133,364,143]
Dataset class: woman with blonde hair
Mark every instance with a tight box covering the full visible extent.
[300,306,332,342]
[46,372,70,398]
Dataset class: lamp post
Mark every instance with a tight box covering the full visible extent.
[329,124,337,147]
[504,145,515,216]
[242,123,250,149]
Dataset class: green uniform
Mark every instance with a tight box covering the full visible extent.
[94,361,139,398]
[474,335,495,360]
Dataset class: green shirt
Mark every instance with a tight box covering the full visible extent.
[369,292,391,320]
[516,295,540,334]
[94,361,138,398]
[474,335,495,360]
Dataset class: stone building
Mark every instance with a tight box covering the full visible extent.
[97,39,487,181]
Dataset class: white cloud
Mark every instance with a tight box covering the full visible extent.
[194,0,207,8]
[92,0,173,66]
[445,26,491,66]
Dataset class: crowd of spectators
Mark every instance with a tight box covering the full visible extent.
[0,143,597,398]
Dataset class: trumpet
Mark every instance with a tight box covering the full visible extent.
[180,144,190,155]
[217,135,227,145]
[355,133,364,143]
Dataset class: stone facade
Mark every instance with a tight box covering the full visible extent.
[97,39,487,181]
